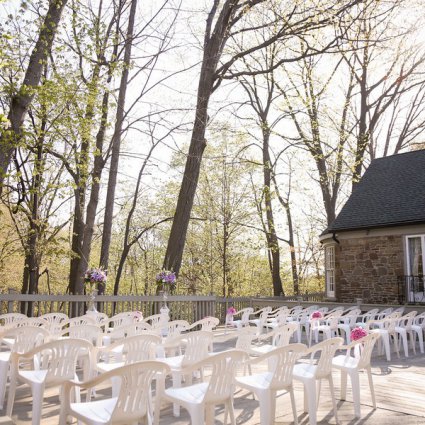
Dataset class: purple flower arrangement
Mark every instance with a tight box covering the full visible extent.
[227,307,237,315]
[310,311,323,320]
[84,268,107,287]
[156,270,176,288]
[350,326,368,341]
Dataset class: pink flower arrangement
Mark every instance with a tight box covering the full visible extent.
[227,307,236,315]
[350,326,368,341]
[310,311,323,320]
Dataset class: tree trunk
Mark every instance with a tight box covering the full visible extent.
[0,0,68,191]
[100,0,137,273]
[163,0,239,275]
[353,46,369,189]
[262,127,284,296]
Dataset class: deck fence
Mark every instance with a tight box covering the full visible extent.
[0,291,326,321]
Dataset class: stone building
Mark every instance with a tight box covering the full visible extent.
[320,150,425,304]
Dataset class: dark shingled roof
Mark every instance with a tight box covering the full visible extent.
[327,149,425,232]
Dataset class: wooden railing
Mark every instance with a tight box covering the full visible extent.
[0,291,326,321]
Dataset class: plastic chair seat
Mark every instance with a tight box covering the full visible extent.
[19,369,49,384]
[332,354,359,370]
[249,345,274,356]
[292,363,316,380]
[160,354,184,369]
[70,397,118,424]
[165,382,209,404]
[236,371,273,390]
[97,362,125,373]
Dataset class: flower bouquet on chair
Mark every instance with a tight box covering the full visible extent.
[84,267,107,313]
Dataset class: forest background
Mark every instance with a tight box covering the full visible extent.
[1,0,425,298]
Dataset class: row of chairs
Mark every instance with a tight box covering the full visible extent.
[226,305,425,358]
[1,325,379,425]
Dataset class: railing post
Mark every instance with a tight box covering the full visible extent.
[7,288,16,313]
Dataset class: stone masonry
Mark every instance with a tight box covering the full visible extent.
[335,235,404,304]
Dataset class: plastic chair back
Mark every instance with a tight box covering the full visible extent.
[313,337,343,379]
[33,338,93,385]
[111,361,170,423]
[61,324,103,345]
[0,313,27,327]
[181,331,212,367]
[272,322,298,347]
[2,326,49,353]
[357,333,380,369]
[204,350,247,404]
[270,343,307,390]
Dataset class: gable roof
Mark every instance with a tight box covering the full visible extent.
[327,149,425,232]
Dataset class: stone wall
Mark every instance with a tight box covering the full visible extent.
[335,235,404,304]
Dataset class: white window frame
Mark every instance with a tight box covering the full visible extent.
[325,245,336,298]
[405,235,425,302]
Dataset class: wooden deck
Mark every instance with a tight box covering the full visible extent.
[3,329,425,424]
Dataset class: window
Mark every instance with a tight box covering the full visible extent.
[405,235,425,302]
[325,245,335,298]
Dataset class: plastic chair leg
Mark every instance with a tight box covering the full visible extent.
[289,386,299,425]
[188,404,204,425]
[258,390,274,425]
[303,381,317,425]
[0,359,9,409]
[349,370,361,418]
[417,330,424,353]
[31,381,46,425]
[5,369,17,417]
[366,366,376,409]
[328,376,339,424]
[205,404,215,425]
[400,331,409,357]
[172,372,182,417]
[340,370,348,401]
[382,333,391,361]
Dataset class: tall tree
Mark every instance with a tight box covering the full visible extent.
[0,0,68,192]
[163,0,366,276]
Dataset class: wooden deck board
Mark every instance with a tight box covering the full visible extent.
[3,329,425,424]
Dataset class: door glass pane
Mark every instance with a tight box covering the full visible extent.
[408,237,423,276]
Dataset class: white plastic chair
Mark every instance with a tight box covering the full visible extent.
[96,334,161,398]
[332,333,380,418]
[250,322,299,356]
[84,311,108,327]
[394,311,417,357]
[0,313,27,327]
[106,312,137,332]
[61,315,97,329]
[266,309,290,329]
[39,312,68,335]
[60,324,103,346]
[236,343,307,425]
[249,309,270,334]
[369,316,400,361]
[102,321,155,345]
[157,330,213,416]
[163,350,247,425]
[337,308,361,344]
[356,308,379,326]
[59,360,170,425]
[229,307,254,331]
[143,313,169,331]
[412,312,425,353]
[6,338,93,425]
[187,317,219,332]
[293,337,343,425]
[309,311,343,346]
[0,326,50,410]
